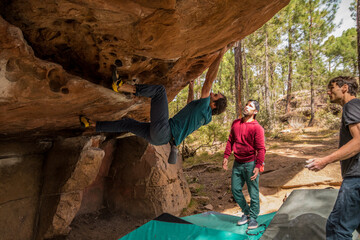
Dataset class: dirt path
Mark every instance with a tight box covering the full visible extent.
[64,128,342,240]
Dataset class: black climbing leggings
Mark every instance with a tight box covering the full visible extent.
[96,84,172,146]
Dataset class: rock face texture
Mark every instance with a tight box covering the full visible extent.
[0,141,48,240]
[0,1,289,239]
[0,135,189,240]
[107,136,191,218]
[0,16,144,139]
[0,0,289,137]
[38,136,105,239]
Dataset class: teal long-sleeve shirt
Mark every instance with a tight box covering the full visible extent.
[169,97,212,146]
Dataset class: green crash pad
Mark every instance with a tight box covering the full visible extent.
[120,211,276,240]
[182,211,276,238]
[120,219,243,240]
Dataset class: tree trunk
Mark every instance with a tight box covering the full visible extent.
[286,28,293,114]
[234,40,243,118]
[243,42,249,101]
[357,0,360,82]
[273,90,277,120]
[195,77,200,99]
[187,80,194,104]
[241,43,246,105]
[264,25,271,127]
[182,80,195,154]
[308,0,315,127]
[270,61,276,122]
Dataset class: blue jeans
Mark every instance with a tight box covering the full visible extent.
[326,177,360,240]
[96,84,172,146]
[231,161,260,220]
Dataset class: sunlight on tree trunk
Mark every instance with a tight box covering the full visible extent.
[308,0,315,127]
[235,40,243,118]
[286,28,293,114]
[243,42,249,102]
[187,80,194,104]
[264,25,272,128]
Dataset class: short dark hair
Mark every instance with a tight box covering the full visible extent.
[247,99,260,119]
[328,76,358,96]
[248,99,260,112]
[212,94,227,115]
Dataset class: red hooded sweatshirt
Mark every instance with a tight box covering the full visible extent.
[223,118,266,169]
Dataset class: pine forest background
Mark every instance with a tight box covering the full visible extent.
[169,0,358,155]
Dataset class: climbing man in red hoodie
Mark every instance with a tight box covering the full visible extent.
[223,100,266,230]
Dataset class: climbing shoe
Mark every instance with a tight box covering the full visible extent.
[112,79,124,93]
[168,144,178,164]
[79,115,90,128]
[111,64,123,93]
[168,139,178,164]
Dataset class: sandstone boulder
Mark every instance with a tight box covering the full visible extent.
[107,136,191,218]
[0,0,289,137]
[38,136,105,238]
[0,141,49,240]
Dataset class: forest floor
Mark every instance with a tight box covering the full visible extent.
[64,127,342,240]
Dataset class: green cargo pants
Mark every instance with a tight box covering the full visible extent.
[231,161,260,220]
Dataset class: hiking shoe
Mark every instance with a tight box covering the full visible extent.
[247,219,258,229]
[237,215,249,225]
[79,115,90,128]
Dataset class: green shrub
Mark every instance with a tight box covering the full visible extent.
[315,108,341,129]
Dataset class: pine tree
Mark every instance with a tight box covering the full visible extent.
[298,0,340,126]
[280,0,302,114]
[324,28,357,76]
[187,80,194,104]
[264,24,272,127]
[234,40,243,118]
[308,0,315,127]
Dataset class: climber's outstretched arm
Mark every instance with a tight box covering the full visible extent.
[201,47,227,99]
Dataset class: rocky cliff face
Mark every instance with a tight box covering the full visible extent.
[0,1,289,239]
[0,0,288,137]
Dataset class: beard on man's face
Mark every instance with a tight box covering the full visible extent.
[242,109,251,116]
[329,95,339,104]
